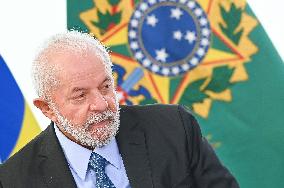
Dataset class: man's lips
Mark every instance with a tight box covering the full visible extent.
[87,119,110,130]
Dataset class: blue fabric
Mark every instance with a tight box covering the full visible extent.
[0,55,24,161]
[89,152,116,188]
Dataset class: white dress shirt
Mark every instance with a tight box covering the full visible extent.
[54,124,131,188]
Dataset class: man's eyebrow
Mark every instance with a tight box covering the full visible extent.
[71,87,87,93]
[102,76,112,83]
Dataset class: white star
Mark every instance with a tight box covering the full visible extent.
[187,1,196,9]
[170,8,183,20]
[199,17,208,26]
[143,59,151,67]
[130,41,138,49]
[201,38,209,46]
[202,28,210,36]
[129,30,137,38]
[173,30,183,40]
[194,8,202,17]
[140,3,148,11]
[172,67,180,74]
[190,57,199,65]
[146,14,158,27]
[151,64,159,72]
[131,19,139,27]
[134,10,142,18]
[182,64,190,71]
[155,48,169,62]
[197,48,205,56]
[185,31,196,43]
[162,68,170,75]
[135,51,143,60]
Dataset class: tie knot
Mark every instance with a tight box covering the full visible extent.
[89,152,108,171]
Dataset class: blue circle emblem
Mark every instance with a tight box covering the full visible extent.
[128,0,211,76]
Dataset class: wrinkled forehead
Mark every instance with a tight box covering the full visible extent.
[49,50,113,89]
[56,50,109,75]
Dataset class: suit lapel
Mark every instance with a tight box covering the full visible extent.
[37,124,77,188]
[117,106,154,188]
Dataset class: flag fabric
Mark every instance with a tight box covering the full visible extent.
[0,55,41,162]
[67,0,284,187]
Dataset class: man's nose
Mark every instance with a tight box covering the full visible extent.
[89,93,108,112]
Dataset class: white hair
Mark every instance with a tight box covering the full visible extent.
[32,30,113,99]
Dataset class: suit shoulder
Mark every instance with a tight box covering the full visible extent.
[120,104,195,118]
[119,104,197,134]
[0,126,50,174]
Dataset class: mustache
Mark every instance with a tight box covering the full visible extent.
[85,110,116,125]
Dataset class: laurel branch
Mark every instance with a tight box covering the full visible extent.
[179,65,234,110]
[219,2,244,45]
[91,0,122,35]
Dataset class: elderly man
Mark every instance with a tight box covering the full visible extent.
[0,31,239,188]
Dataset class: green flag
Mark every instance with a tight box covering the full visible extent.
[68,0,284,187]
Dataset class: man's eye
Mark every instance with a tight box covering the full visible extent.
[101,83,112,90]
[104,84,111,89]
[73,93,86,100]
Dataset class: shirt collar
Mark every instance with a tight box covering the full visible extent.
[53,124,121,181]
[94,137,121,170]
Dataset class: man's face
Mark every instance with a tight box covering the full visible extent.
[48,49,119,149]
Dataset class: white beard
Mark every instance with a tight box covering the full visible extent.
[50,103,120,149]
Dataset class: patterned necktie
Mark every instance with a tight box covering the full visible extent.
[88,152,116,188]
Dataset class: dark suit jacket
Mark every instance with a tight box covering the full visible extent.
[0,105,239,188]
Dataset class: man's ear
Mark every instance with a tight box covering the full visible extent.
[33,98,57,122]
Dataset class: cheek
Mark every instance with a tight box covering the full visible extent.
[59,105,89,125]
[52,91,90,125]
[105,94,118,112]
